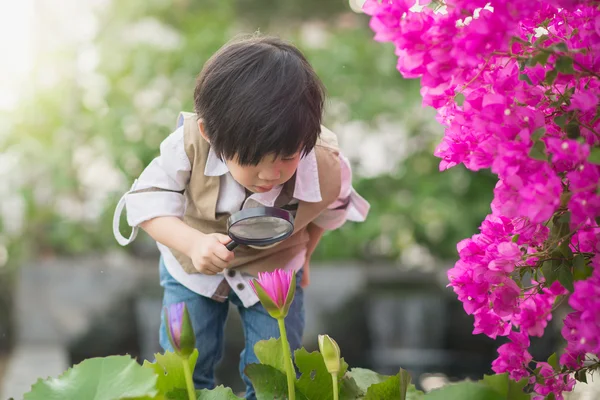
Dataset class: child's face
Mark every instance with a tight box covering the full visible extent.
[225,153,301,193]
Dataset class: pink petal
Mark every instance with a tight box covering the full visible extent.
[256,269,294,308]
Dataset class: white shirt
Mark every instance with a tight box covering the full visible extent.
[113,126,369,307]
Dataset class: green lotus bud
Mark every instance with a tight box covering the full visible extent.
[318,334,341,374]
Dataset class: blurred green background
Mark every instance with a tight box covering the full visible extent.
[0,0,497,272]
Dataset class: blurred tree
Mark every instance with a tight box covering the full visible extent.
[0,0,497,270]
[314,152,497,263]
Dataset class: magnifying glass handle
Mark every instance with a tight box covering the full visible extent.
[226,241,239,251]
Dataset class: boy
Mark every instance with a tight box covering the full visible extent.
[113,34,369,399]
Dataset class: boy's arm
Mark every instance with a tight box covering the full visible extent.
[301,223,325,288]
[114,127,191,244]
[113,127,234,274]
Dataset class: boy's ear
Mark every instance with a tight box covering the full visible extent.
[198,119,210,143]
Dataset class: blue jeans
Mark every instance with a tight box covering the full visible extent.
[158,259,305,400]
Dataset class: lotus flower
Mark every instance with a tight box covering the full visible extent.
[250,269,296,319]
[164,302,195,357]
[251,269,297,399]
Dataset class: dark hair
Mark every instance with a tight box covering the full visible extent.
[194,34,326,166]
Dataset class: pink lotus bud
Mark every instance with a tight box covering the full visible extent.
[250,269,296,319]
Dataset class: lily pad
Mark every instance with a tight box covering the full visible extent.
[24,355,158,400]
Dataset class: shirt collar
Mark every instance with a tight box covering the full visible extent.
[204,148,322,203]
[204,149,230,177]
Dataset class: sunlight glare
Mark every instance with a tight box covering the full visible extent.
[0,0,35,110]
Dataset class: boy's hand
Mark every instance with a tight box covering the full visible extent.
[189,233,234,275]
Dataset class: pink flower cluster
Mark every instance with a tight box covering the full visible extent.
[365,0,600,398]
[561,255,600,368]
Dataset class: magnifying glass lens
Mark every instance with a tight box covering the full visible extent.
[225,206,295,251]
[229,216,292,240]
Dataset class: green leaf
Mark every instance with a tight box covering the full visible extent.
[552,213,571,241]
[553,115,567,128]
[573,266,594,281]
[162,388,188,400]
[142,350,198,396]
[505,378,528,400]
[573,254,593,281]
[565,122,580,139]
[254,338,286,373]
[511,36,530,45]
[511,234,520,243]
[294,348,348,400]
[558,266,574,292]
[347,368,389,393]
[531,127,546,141]
[573,254,586,270]
[406,385,425,400]
[365,373,401,400]
[542,259,562,285]
[518,74,533,85]
[558,239,573,259]
[245,364,308,400]
[588,147,600,165]
[197,385,244,399]
[455,93,466,106]
[548,353,560,371]
[552,42,569,52]
[24,356,158,400]
[482,373,529,400]
[529,52,551,67]
[424,382,504,400]
[534,35,549,47]
[556,56,575,74]
[575,370,588,384]
[339,376,364,400]
[545,69,558,85]
[528,140,547,161]
[342,368,422,400]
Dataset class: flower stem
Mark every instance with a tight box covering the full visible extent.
[182,357,196,400]
[278,318,296,400]
[331,373,339,400]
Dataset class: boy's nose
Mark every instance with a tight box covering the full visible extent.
[258,168,280,181]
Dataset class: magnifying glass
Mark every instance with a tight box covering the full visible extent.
[225,206,295,251]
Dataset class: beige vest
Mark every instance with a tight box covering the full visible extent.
[170,112,341,277]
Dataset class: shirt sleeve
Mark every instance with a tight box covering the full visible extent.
[113,126,191,245]
[312,153,370,230]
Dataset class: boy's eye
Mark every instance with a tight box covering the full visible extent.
[282,156,298,161]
